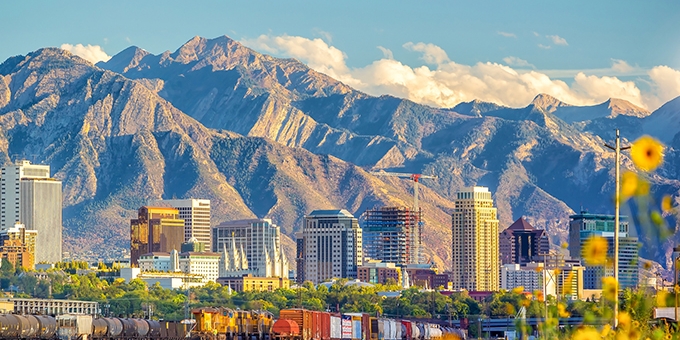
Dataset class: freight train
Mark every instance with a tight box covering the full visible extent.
[0,307,465,340]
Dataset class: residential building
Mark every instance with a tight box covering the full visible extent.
[130,207,185,265]
[357,261,401,285]
[451,186,499,291]
[501,263,556,297]
[218,274,290,292]
[213,218,288,278]
[138,252,173,272]
[155,199,212,251]
[179,252,221,283]
[298,209,362,283]
[0,223,37,270]
[499,217,550,265]
[120,267,204,289]
[568,211,638,289]
[362,206,421,265]
[1,161,62,263]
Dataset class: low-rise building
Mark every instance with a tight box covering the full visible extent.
[357,262,401,285]
[217,274,290,292]
[501,263,556,296]
[0,223,37,270]
[12,298,98,316]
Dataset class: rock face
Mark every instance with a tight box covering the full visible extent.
[2,36,680,269]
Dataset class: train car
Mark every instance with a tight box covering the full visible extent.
[279,309,313,340]
[253,310,274,339]
[272,319,300,340]
[35,315,58,339]
[329,315,341,340]
[56,314,93,340]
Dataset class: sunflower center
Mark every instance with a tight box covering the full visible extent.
[646,149,653,157]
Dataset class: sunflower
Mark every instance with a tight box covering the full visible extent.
[600,324,611,337]
[602,276,619,301]
[620,171,639,199]
[657,289,668,307]
[618,310,632,329]
[571,326,600,340]
[662,195,674,213]
[511,286,524,294]
[631,135,664,172]
[582,235,608,266]
[557,302,570,318]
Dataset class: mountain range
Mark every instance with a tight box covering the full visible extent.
[1,35,679,271]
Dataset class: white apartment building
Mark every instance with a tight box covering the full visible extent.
[155,199,211,251]
[451,186,499,291]
[212,218,288,278]
[137,250,220,283]
[501,263,556,297]
[299,209,362,284]
[1,161,62,263]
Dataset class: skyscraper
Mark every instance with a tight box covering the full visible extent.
[451,186,499,291]
[155,199,211,251]
[130,206,185,265]
[499,217,550,265]
[568,211,638,289]
[212,218,288,278]
[299,209,362,283]
[362,206,421,265]
[1,160,62,263]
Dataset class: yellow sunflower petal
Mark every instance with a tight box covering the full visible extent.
[620,171,638,198]
[582,235,608,266]
[602,276,619,301]
[631,135,664,172]
[662,195,674,213]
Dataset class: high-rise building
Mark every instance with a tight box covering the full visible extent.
[499,217,550,265]
[362,207,421,265]
[569,211,638,289]
[295,232,305,283]
[0,223,38,270]
[130,206,185,265]
[1,160,62,263]
[212,218,288,278]
[451,186,499,291]
[298,209,362,284]
[154,199,211,251]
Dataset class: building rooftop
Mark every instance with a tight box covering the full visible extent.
[569,211,628,221]
[506,217,536,231]
[307,209,354,218]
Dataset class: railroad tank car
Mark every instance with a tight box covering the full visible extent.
[272,319,300,340]
[35,315,58,339]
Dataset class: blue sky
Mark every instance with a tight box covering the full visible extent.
[2,1,679,110]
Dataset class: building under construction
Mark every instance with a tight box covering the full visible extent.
[362,207,421,265]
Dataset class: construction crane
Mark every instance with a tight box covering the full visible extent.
[369,171,438,213]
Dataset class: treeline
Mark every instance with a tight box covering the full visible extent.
[0,260,659,335]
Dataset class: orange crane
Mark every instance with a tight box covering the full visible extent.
[369,171,438,212]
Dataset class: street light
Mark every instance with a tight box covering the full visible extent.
[604,129,630,328]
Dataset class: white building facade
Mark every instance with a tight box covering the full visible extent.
[137,250,220,283]
[1,161,62,263]
[501,263,556,297]
[155,199,212,251]
[213,218,288,278]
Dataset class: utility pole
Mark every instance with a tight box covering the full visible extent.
[604,129,630,328]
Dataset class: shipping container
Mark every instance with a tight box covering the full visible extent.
[344,313,370,340]
[330,315,342,340]
[341,315,352,340]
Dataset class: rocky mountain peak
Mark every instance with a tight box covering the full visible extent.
[606,98,650,118]
[96,46,150,73]
[530,93,570,113]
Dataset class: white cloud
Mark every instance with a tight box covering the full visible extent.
[60,44,111,64]
[498,31,516,38]
[547,35,568,46]
[377,46,393,60]
[240,34,680,111]
[538,44,551,50]
[503,56,534,68]
[611,59,634,73]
